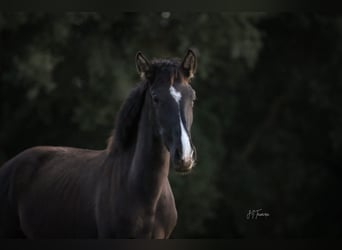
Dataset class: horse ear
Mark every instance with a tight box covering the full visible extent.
[136,51,151,78]
[181,49,197,79]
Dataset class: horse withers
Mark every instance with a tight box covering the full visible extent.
[0,49,197,238]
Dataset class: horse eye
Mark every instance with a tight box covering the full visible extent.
[152,96,160,104]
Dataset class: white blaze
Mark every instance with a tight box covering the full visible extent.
[169,86,193,162]
[170,86,181,102]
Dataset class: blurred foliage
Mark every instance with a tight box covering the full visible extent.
[0,12,342,238]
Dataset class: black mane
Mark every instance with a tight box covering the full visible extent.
[108,82,147,152]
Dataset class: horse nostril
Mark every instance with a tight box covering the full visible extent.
[191,146,197,161]
[175,148,182,161]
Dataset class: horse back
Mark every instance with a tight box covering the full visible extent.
[0,146,106,238]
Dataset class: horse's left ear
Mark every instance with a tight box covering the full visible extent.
[136,51,151,79]
[181,49,197,79]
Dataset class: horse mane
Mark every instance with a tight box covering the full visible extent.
[107,81,147,153]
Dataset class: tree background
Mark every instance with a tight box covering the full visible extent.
[0,12,341,238]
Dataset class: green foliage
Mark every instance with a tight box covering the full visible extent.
[1,13,341,237]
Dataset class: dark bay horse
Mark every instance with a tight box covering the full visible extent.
[0,50,197,238]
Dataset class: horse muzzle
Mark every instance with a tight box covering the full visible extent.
[174,160,194,173]
[172,147,196,173]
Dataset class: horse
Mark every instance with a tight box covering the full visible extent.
[0,49,197,238]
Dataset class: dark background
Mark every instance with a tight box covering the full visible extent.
[0,12,341,238]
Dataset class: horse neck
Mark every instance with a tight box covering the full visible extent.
[126,93,170,203]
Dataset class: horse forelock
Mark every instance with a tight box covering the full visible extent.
[150,58,187,86]
[151,58,181,68]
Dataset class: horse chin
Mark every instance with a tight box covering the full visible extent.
[171,160,194,175]
[174,167,192,175]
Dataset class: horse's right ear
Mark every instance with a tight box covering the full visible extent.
[181,49,197,79]
[136,52,151,79]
